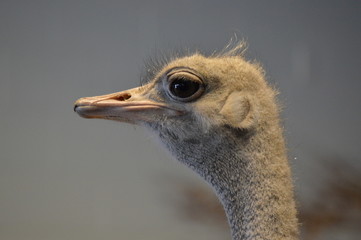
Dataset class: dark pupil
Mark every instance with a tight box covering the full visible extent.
[170,78,200,98]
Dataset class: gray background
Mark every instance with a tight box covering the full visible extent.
[1,1,360,239]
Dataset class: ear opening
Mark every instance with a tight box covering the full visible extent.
[219,91,257,130]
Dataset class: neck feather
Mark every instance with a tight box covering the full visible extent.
[214,141,299,240]
[155,125,299,240]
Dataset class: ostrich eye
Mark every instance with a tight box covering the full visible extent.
[170,77,200,98]
[167,71,204,102]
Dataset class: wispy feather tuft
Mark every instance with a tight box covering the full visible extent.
[140,37,248,85]
[212,37,248,58]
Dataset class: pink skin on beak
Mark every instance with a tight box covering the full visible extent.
[74,87,183,124]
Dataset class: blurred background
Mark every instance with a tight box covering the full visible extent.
[1,1,360,239]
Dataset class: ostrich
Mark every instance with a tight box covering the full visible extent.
[74,43,299,240]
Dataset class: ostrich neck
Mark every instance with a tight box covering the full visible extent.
[214,138,299,240]
[156,125,299,240]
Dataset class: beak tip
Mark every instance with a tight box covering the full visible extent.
[74,98,86,113]
[73,99,81,113]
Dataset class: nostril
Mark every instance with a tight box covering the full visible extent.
[116,93,131,101]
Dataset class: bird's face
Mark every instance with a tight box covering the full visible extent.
[74,54,264,139]
[74,62,205,128]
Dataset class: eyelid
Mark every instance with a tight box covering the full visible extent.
[166,67,203,81]
[167,71,202,84]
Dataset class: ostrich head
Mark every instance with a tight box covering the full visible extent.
[74,46,298,240]
[74,51,277,171]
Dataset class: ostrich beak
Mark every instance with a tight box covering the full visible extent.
[74,86,182,124]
